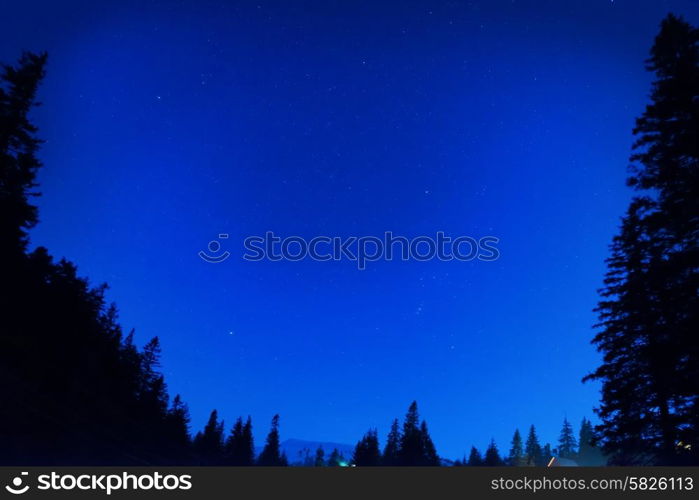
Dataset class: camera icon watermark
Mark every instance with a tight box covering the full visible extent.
[198,233,230,263]
[5,472,29,495]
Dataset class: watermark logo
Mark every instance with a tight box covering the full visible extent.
[198,233,230,263]
[200,231,500,269]
[2,472,193,495]
[5,472,29,495]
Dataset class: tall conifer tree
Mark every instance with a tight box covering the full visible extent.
[382,418,401,466]
[484,439,503,466]
[508,429,524,465]
[557,418,578,459]
[257,414,286,466]
[467,446,483,466]
[353,429,381,466]
[585,14,699,465]
[193,410,225,465]
[525,425,543,466]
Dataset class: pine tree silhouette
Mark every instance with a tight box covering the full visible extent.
[397,401,422,465]
[577,417,604,466]
[163,395,192,463]
[483,439,503,466]
[0,51,46,259]
[225,418,243,465]
[353,429,381,466]
[578,418,594,454]
[257,414,286,466]
[467,446,483,466]
[314,446,325,466]
[541,444,552,465]
[225,416,255,466]
[382,418,401,466]
[193,410,225,465]
[326,448,345,467]
[508,429,524,465]
[396,401,439,466]
[525,425,543,466]
[420,421,440,466]
[585,14,699,465]
[0,52,198,465]
[557,418,577,459]
[241,417,255,465]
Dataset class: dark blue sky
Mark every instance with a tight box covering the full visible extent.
[2,0,698,459]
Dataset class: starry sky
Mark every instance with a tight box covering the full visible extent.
[2,0,698,459]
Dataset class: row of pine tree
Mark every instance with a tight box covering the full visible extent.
[454,418,602,467]
[183,401,602,467]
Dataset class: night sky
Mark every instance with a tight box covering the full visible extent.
[2,0,698,459]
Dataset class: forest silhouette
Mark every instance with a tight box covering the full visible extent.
[0,13,697,466]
